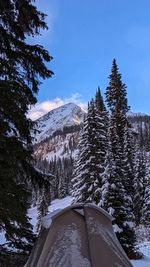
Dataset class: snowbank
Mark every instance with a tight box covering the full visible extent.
[131,242,150,267]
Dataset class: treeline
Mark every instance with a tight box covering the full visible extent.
[36,156,73,199]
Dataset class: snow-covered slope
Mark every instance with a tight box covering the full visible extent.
[34,132,80,161]
[131,242,150,267]
[33,103,85,144]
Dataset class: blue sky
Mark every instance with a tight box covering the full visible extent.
[30,0,150,119]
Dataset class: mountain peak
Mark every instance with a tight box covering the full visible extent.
[34,103,85,144]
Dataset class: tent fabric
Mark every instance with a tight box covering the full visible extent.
[25,204,133,267]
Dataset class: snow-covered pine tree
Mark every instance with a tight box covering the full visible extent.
[95,87,108,200]
[71,100,103,204]
[95,86,107,113]
[100,122,122,211]
[123,123,135,203]
[95,87,108,155]
[37,185,51,232]
[134,148,147,225]
[105,59,130,146]
[142,162,150,226]
[58,158,68,198]
[105,59,136,257]
[0,0,53,252]
[58,175,67,198]
[63,156,74,194]
[102,116,137,256]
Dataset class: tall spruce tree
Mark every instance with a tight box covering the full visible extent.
[71,100,103,204]
[123,124,135,202]
[0,0,53,251]
[105,59,130,146]
[100,122,136,257]
[95,87,108,198]
[95,86,107,113]
[105,59,136,256]
[101,121,123,211]
[95,87,108,147]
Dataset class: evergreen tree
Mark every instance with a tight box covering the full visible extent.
[95,87,108,154]
[37,185,51,232]
[95,86,107,112]
[57,157,67,198]
[100,124,120,210]
[58,174,68,199]
[95,87,108,200]
[123,124,135,202]
[142,163,150,226]
[105,59,136,256]
[134,148,147,225]
[71,100,102,204]
[102,118,136,256]
[0,0,53,251]
[105,58,130,146]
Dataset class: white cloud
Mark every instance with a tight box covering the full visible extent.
[28,93,87,120]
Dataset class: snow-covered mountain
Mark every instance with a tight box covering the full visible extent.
[33,103,85,162]
[33,103,85,144]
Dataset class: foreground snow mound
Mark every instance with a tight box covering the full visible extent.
[42,196,73,229]
[27,196,73,233]
[131,242,150,267]
[48,196,73,213]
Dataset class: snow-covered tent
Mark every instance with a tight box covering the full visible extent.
[25,204,133,267]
